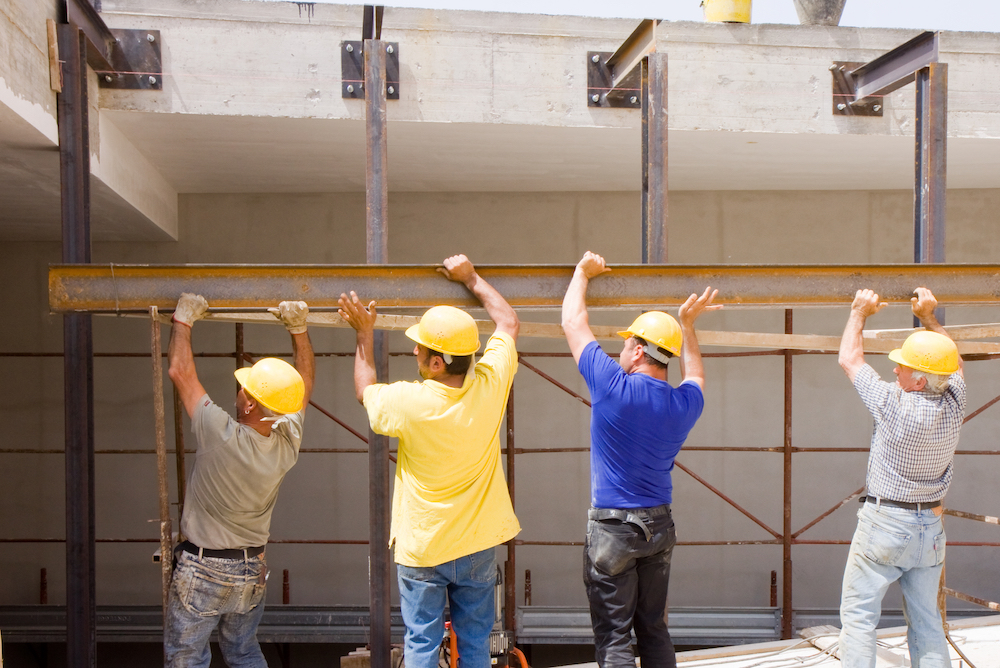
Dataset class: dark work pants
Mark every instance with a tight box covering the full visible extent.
[583,506,677,668]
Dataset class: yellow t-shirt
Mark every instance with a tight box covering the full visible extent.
[363,332,521,567]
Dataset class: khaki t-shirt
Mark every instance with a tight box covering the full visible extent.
[363,332,521,568]
[181,394,303,549]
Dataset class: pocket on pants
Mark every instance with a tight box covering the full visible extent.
[179,568,237,617]
[587,520,637,577]
[861,520,910,566]
[468,549,497,584]
[932,529,946,566]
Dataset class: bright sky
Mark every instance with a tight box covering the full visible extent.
[291,0,1000,32]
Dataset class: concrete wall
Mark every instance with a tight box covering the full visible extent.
[3,188,1000,614]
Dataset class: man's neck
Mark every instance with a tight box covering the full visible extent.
[427,371,466,388]
[238,414,273,436]
[630,362,668,382]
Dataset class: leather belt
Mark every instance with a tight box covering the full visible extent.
[178,540,265,559]
[860,495,941,511]
[588,505,670,542]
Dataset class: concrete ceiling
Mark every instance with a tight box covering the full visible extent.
[4,108,999,241]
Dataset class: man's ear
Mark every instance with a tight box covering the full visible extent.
[913,375,928,391]
[428,354,444,373]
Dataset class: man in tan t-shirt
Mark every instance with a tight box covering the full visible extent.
[165,293,315,668]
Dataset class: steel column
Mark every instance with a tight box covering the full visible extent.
[505,387,516,642]
[149,308,173,648]
[641,53,668,264]
[781,310,793,639]
[914,62,948,324]
[365,36,392,668]
[58,22,96,668]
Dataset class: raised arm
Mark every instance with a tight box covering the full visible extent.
[912,287,963,377]
[438,254,519,342]
[677,287,721,390]
[561,251,610,363]
[338,291,378,404]
[167,293,209,418]
[270,301,316,405]
[839,289,886,383]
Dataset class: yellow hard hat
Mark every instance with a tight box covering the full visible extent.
[234,358,305,414]
[405,305,481,356]
[888,330,959,375]
[617,311,683,358]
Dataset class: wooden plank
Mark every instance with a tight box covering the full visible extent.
[143,312,1000,354]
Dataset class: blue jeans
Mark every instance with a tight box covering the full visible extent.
[165,549,268,668]
[583,505,677,668]
[396,547,497,668]
[839,501,948,668]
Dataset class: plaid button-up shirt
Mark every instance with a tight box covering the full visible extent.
[854,364,966,503]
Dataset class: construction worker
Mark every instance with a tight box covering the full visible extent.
[165,293,315,668]
[837,287,965,667]
[338,254,520,668]
[561,251,720,668]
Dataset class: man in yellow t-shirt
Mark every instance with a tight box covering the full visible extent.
[339,254,520,668]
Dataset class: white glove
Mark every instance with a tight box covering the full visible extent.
[269,301,309,334]
[173,293,209,327]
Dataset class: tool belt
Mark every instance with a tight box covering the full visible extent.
[860,495,941,511]
[177,540,265,560]
[588,504,670,542]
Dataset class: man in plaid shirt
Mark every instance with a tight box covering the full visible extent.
[837,287,965,668]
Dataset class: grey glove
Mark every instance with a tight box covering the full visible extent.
[173,293,209,327]
[269,301,309,334]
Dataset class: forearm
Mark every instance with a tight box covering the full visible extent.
[679,325,706,388]
[353,330,378,404]
[167,322,205,417]
[466,272,519,339]
[561,269,589,329]
[838,311,867,378]
[291,331,315,405]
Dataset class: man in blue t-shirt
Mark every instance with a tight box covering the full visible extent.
[561,251,720,668]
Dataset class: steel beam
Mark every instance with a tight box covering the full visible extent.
[850,31,938,102]
[63,0,115,72]
[365,35,392,668]
[606,19,659,102]
[49,264,1000,312]
[641,53,668,264]
[57,23,97,668]
[914,63,947,266]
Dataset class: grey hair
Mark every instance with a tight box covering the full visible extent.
[911,369,949,394]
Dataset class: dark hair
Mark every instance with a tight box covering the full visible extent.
[427,350,473,376]
[629,336,673,370]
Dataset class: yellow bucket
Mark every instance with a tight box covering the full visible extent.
[702,0,751,23]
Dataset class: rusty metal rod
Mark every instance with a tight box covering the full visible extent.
[48,263,1000,311]
[781,309,794,639]
[149,307,173,634]
[505,386,517,641]
[964,392,1000,423]
[518,358,591,407]
[943,508,1000,525]
[674,461,782,539]
[792,487,865,539]
[941,587,1000,611]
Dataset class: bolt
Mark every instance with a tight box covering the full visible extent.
[346,44,354,53]
[146,33,155,42]
[387,45,393,54]
[105,75,112,83]
[837,103,846,110]
[149,75,157,85]
[829,64,838,71]
[347,84,354,93]
[387,86,395,95]
[591,94,600,103]
[873,104,882,112]
[630,96,638,104]
[591,54,600,63]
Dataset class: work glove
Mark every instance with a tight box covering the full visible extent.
[270,301,309,334]
[173,293,209,327]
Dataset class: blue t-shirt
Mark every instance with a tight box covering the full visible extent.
[579,340,705,508]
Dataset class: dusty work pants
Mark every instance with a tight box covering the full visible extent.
[839,501,949,668]
[584,504,677,668]
[165,548,268,668]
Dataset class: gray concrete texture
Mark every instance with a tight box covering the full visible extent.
[3,187,1000,614]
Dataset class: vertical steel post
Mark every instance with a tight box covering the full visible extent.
[58,22,96,668]
[366,37,392,668]
[914,62,948,325]
[781,309,793,639]
[641,53,668,264]
[504,387,516,642]
[150,308,173,647]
